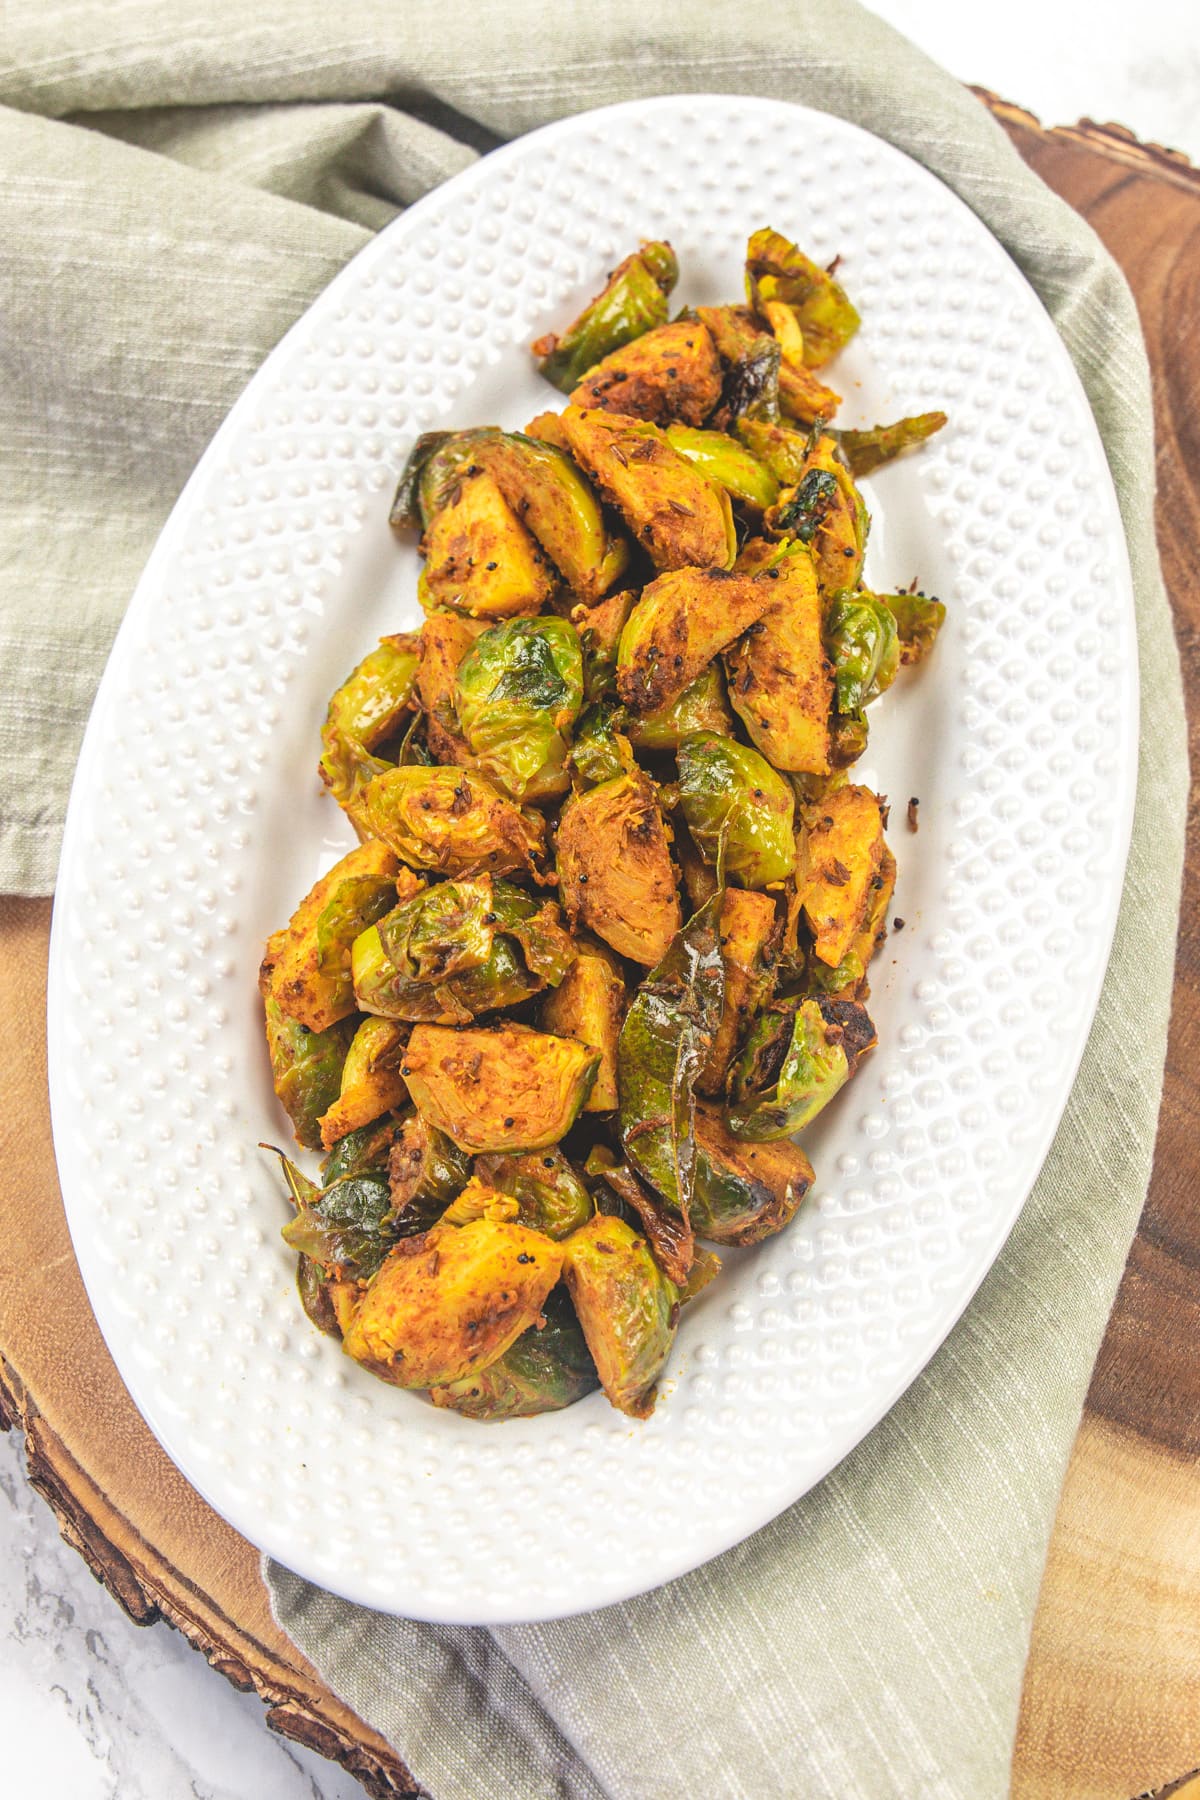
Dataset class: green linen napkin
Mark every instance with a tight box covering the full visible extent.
[2,3,1186,1795]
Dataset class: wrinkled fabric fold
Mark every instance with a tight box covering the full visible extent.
[1,4,1187,1797]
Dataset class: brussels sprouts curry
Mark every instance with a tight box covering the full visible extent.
[260,228,946,1423]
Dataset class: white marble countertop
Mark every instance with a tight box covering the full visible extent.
[5,8,1197,1797]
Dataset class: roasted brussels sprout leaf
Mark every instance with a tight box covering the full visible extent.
[617,890,725,1213]
[429,1286,599,1419]
[839,411,947,477]
[263,997,356,1151]
[572,319,722,427]
[730,996,876,1140]
[825,593,900,716]
[539,934,626,1111]
[259,840,406,1034]
[474,432,629,601]
[364,765,550,884]
[561,405,736,574]
[745,227,861,368]
[342,1217,564,1389]
[454,616,583,802]
[556,771,682,967]
[587,1148,695,1286]
[421,469,556,620]
[318,1015,409,1149]
[387,1112,472,1229]
[562,1213,679,1419]
[265,1146,399,1283]
[696,304,782,426]
[725,538,833,775]
[691,1104,815,1244]
[881,591,947,666]
[474,1149,593,1240]
[318,634,420,830]
[533,240,678,392]
[663,423,780,512]
[569,700,637,789]
[615,566,775,715]
[321,1113,408,1185]
[677,733,796,889]
[401,1022,599,1153]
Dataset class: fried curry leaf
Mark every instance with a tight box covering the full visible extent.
[617,890,726,1212]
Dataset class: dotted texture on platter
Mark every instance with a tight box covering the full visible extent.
[48,97,1137,1625]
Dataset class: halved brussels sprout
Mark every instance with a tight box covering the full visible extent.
[421,470,556,620]
[342,1217,564,1389]
[572,588,637,703]
[318,634,420,831]
[695,304,782,426]
[318,1015,409,1149]
[416,610,488,764]
[561,405,736,573]
[263,996,356,1152]
[698,888,779,1097]
[677,733,796,888]
[617,891,725,1211]
[797,783,889,967]
[571,319,722,427]
[401,1023,599,1153]
[562,1213,679,1419]
[880,590,947,666]
[363,765,550,884]
[725,538,833,775]
[533,240,678,392]
[386,1112,472,1229]
[745,227,860,368]
[615,567,775,715]
[473,1149,593,1240]
[803,842,896,1000]
[556,771,682,967]
[662,423,780,512]
[766,433,868,595]
[839,411,947,477]
[825,593,900,716]
[390,427,500,532]
[352,876,574,1024]
[538,933,626,1111]
[691,1104,815,1244]
[729,996,876,1140]
[453,615,583,802]
[429,1286,599,1419]
[259,840,407,1033]
[473,432,630,601]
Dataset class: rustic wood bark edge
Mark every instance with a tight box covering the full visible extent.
[972,88,1200,191]
[0,1350,418,1798]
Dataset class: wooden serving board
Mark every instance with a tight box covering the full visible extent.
[1,91,1196,1800]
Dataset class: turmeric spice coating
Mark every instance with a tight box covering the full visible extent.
[260,227,946,1421]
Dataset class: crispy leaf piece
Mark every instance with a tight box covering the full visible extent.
[617,890,726,1213]
[534,241,678,391]
[839,412,947,477]
[880,591,947,666]
[745,227,860,368]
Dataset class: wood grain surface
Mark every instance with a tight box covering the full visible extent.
[0,91,1196,1800]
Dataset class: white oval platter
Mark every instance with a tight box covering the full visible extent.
[47,95,1137,1624]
